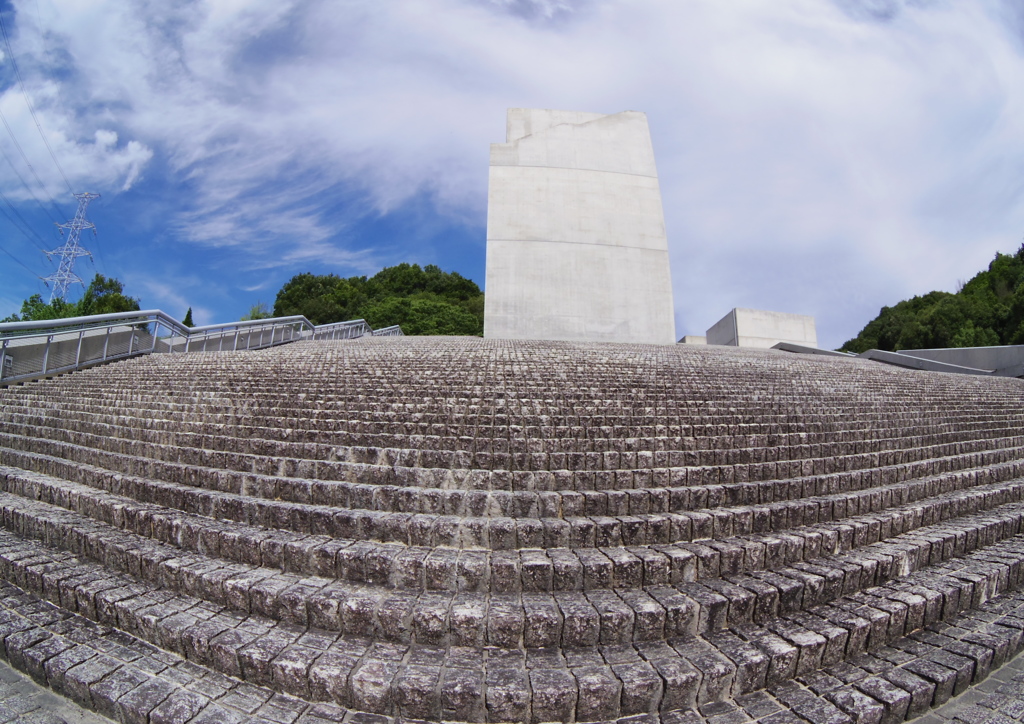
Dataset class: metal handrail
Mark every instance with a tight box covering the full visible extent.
[372,325,404,336]
[0,309,189,336]
[310,319,372,341]
[0,310,403,385]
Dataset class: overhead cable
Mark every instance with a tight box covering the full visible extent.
[0,238,39,276]
[0,9,73,197]
[0,134,61,225]
[0,185,49,250]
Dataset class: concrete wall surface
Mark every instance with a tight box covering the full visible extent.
[679,335,707,345]
[484,108,676,345]
[707,308,817,349]
[900,345,1024,372]
[706,312,738,346]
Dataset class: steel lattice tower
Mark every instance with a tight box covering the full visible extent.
[43,192,100,302]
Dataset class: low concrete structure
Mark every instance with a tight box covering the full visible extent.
[707,307,817,348]
[679,335,707,345]
[484,108,676,345]
[900,344,1024,375]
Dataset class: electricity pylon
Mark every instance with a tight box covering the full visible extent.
[43,191,99,302]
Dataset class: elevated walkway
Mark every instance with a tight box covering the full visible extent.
[0,310,402,386]
[773,342,1024,379]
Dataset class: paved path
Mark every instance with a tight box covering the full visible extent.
[908,650,1024,724]
[0,658,111,724]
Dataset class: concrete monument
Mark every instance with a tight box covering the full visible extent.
[484,108,676,344]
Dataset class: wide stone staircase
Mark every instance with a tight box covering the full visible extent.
[3,337,1024,723]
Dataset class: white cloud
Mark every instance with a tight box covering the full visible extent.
[127,275,214,326]
[4,0,1024,345]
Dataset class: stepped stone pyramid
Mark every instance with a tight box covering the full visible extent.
[4,337,1024,723]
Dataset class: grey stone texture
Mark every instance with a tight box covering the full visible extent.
[3,337,1024,723]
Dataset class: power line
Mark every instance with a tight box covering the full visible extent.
[0,140,61,225]
[0,11,68,223]
[0,9,73,197]
[0,185,49,250]
[0,103,66,220]
[0,239,39,276]
[86,193,106,275]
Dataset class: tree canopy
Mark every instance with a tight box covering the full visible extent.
[241,302,272,321]
[2,274,141,323]
[273,263,484,335]
[841,245,1024,353]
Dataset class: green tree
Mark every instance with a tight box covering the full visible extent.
[183,308,194,327]
[241,301,272,321]
[841,245,1024,352]
[362,296,482,335]
[2,274,140,323]
[273,273,368,325]
[76,275,141,317]
[272,263,484,334]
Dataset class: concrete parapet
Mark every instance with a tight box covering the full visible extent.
[900,344,1024,374]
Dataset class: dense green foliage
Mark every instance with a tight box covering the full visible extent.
[2,275,141,323]
[273,263,484,335]
[240,302,272,321]
[182,307,194,327]
[841,246,1024,353]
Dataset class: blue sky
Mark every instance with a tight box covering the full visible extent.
[1,0,1023,348]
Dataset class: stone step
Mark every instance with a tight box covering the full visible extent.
[704,583,1024,724]
[8,419,1024,510]
[7,391,1024,456]
[9,403,1024,466]
[0,579,311,724]
[3,526,1024,721]
[7,462,1024,594]
[6,337,1024,723]
[3,471,1024,648]
[7,441,1024,557]
[8,412,1024,497]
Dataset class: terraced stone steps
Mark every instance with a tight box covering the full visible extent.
[0,580,348,724]
[0,485,1019,646]
[8,412,1024,500]
[6,392,1024,463]
[7,463,1024,599]
[8,438,1024,551]
[4,338,1024,723]
[2,527,1024,721]
[8,399,1024,462]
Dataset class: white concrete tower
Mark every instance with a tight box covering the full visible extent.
[484,108,676,344]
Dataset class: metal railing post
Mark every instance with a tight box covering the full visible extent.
[0,339,7,379]
[75,329,84,367]
[128,328,136,355]
[42,335,52,374]
[233,329,240,351]
[151,320,159,352]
